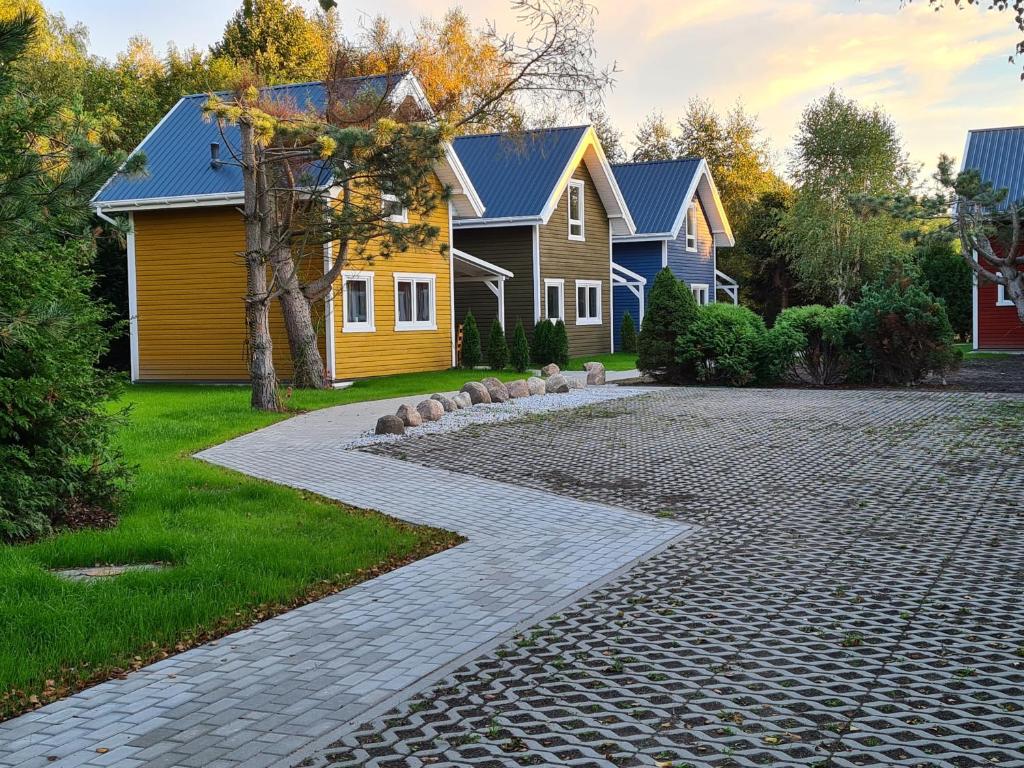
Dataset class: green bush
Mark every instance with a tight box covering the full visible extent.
[461,311,481,369]
[531,319,554,366]
[851,278,961,384]
[1,244,126,543]
[772,304,857,385]
[620,311,637,353]
[677,303,782,387]
[638,269,698,382]
[552,319,570,367]
[916,238,972,339]
[509,319,530,372]
[486,319,509,371]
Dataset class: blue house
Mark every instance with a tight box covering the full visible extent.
[610,159,735,351]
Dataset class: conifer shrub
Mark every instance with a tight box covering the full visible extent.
[486,319,509,371]
[461,311,481,369]
[509,319,530,372]
[552,319,570,367]
[620,311,638,353]
[638,269,698,382]
[531,319,554,365]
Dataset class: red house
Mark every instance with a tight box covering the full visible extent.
[963,126,1024,351]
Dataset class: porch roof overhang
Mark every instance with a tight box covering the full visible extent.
[452,248,514,280]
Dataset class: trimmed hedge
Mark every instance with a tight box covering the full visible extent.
[772,304,857,385]
[677,303,783,386]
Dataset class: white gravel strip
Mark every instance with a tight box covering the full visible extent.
[346,386,648,449]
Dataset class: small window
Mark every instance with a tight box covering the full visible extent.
[997,283,1013,306]
[544,278,564,322]
[382,192,408,223]
[690,283,709,306]
[685,202,698,251]
[575,280,602,325]
[567,180,585,241]
[394,273,435,330]
[342,271,375,332]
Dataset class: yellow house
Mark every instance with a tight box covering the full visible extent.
[92,73,489,383]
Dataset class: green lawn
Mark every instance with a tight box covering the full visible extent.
[955,342,1012,360]
[566,352,639,372]
[0,368,510,719]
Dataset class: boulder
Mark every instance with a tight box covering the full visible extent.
[545,373,570,394]
[375,415,405,436]
[416,399,444,422]
[454,391,474,409]
[540,363,560,377]
[395,404,423,427]
[506,379,530,399]
[431,393,457,412]
[461,381,491,405]
[527,376,546,396]
[482,376,510,403]
[584,361,607,386]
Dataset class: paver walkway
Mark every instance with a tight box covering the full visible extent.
[307,388,1024,768]
[0,390,687,768]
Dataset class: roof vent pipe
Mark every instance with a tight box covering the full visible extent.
[210,142,222,169]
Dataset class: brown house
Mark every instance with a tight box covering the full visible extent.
[450,126,636,357]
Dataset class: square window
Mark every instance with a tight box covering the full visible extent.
[382,192,408,223]
[568,180,585,240]
[575,280,602,325]
[394,274,436,330]
[997,283,1013,306]
[690,283,709,306]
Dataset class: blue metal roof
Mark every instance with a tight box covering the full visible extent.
[451,126,588,219]
[963,126,1024,210]
[610,159,702,235]
[93,75,402,205]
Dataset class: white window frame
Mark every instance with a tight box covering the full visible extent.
[691,283,710,306]
[544,278,565,323]
[685,202,698,252]
[997,283,1013,306]
[567,179,585,241]
[394,272,436,331]
[382,192,408,224]
[341,270,375,332]
[575,279,602,325]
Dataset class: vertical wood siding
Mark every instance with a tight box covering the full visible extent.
[452,226,535,349]
[538,161,612,356]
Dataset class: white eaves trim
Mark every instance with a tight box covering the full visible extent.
[451,248,514,278]
[454,215,544,229]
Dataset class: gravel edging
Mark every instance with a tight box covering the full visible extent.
[346,386,647,449]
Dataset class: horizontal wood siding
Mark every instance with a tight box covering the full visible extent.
[978,248,1024,349]
[133,207,323,382]
[452,226,534,349]
[666,197,716,297]
[538,162,611,356]
[331,179,454,378]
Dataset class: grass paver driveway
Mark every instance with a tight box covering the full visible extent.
[310,387,1024,768]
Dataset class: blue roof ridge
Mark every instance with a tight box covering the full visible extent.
[454,125,590,142]
[611,157,703,168]
[968,125,1024,134]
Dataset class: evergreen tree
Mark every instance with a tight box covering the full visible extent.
[552,319,570,367]
[620,311,637,353]
[531,319,554,365]
[509,318,530,372]
[461,311,481,369]
[638,268,698,382]
[487,319,509,371]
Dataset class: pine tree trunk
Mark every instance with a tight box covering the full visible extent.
[240,118,280,412]
[270,244,326,388]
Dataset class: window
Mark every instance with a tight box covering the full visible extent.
[567,180,585,240]
[544,278,565,322]
[997,283,1013,306]
[382,192,408,223]
[394,273,436,330]
[685,202,697,251]
[575,280,602,325]
[690,283,710,306]
[342,271,374,332]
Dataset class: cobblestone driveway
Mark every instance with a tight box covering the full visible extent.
[309,388,1024,768]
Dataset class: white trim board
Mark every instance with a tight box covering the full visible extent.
[127,212,139,382]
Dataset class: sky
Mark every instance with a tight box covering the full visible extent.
[48,0,1024,175]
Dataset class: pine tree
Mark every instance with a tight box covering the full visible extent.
[621,311,637,353]
[487,319,509,371]
[461,311,481,369]
[509,319,530,372]
[552,319,570,367]
[532,320,554,365]
[638,268,698,382]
